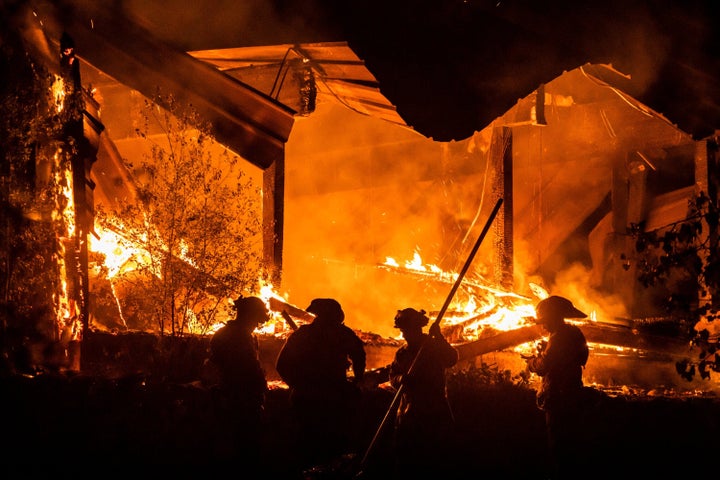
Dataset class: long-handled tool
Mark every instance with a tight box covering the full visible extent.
[354,197,503,477]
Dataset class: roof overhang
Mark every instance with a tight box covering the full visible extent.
[189,42,409,128]
[30,0,295,170]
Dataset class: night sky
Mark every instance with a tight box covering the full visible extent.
[124,0,720,142]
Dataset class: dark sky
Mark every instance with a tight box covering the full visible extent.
[126,0,720,142]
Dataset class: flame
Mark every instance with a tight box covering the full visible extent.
[178,239,195,267]
[383,250,542,341]
[88,221,190,333]
[201,280,301,337]
[51,75,65,113]
[529,282,549,300]
[55,156,75,236]
[256,280,301,336]
[89,226,141,278]
[49,72,81,340]
[86,222,603,345]
[88,222,298,337]
[54,147,81,340]
[384,256,399,267]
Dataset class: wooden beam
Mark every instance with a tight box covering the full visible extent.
[454,322,694,362]
[33,0,295,170]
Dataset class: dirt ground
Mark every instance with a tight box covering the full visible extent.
[2,369,719,479]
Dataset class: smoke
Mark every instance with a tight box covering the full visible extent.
[282,102,492,338]
[122,0,342,50]
[547,262,630,326]
[76,0,720,141]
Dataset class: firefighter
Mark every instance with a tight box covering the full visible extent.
[525,295,590,479]
[389,307,459,476]
[209,295,270,465]
[275,297,366,469]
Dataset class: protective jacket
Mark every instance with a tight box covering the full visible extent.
[527,322,588,410]
[276,317,366,395]
[390,333,458,428]
[210,320,267,409]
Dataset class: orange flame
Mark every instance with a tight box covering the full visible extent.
[55,147,81,340]
[383,251,548,341]
[51,75,65,113]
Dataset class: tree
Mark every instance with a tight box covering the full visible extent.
[95,93,266,336]
[627,190,720,381]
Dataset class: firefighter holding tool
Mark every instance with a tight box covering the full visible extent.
[389,307,459,476]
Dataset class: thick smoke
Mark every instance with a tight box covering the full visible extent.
[281,102,498,338]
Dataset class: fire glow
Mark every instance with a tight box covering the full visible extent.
[40,80,704,392]
[56,148,81,341]
[382,252,548,340]
[85,222,549,341]
[51,75,65,113]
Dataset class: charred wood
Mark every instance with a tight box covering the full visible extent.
[455,325,545,361]
[454,322,696,362]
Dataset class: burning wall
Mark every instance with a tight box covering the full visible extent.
[279,64,699,338]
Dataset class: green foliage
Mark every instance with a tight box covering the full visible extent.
[628,191,720,381]
[95,93,265,336]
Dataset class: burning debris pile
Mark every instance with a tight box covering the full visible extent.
[68,272,716,402]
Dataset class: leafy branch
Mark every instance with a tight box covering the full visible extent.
[626,191,720,381]
[95,93,266,336]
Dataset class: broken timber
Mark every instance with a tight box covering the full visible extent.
[454,322,695,362]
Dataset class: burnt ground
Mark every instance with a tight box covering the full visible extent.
[2,369,719,479]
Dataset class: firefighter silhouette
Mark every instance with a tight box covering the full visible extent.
[389,307,459,476]
[276,298,366,468]
[210,296,269,464]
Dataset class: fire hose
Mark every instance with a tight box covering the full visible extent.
[355,197,504,476]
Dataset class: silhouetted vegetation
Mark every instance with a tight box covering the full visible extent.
[628,189,720,381]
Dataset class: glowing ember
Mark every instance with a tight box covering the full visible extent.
[383,250,543,341]
[51,74,65,112]
[55,147,81,340]
[88,226,140,278]
[56,159,75,236]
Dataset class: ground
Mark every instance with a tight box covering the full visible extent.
[2,370,718,478]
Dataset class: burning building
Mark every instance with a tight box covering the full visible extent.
[3,1,719,393]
